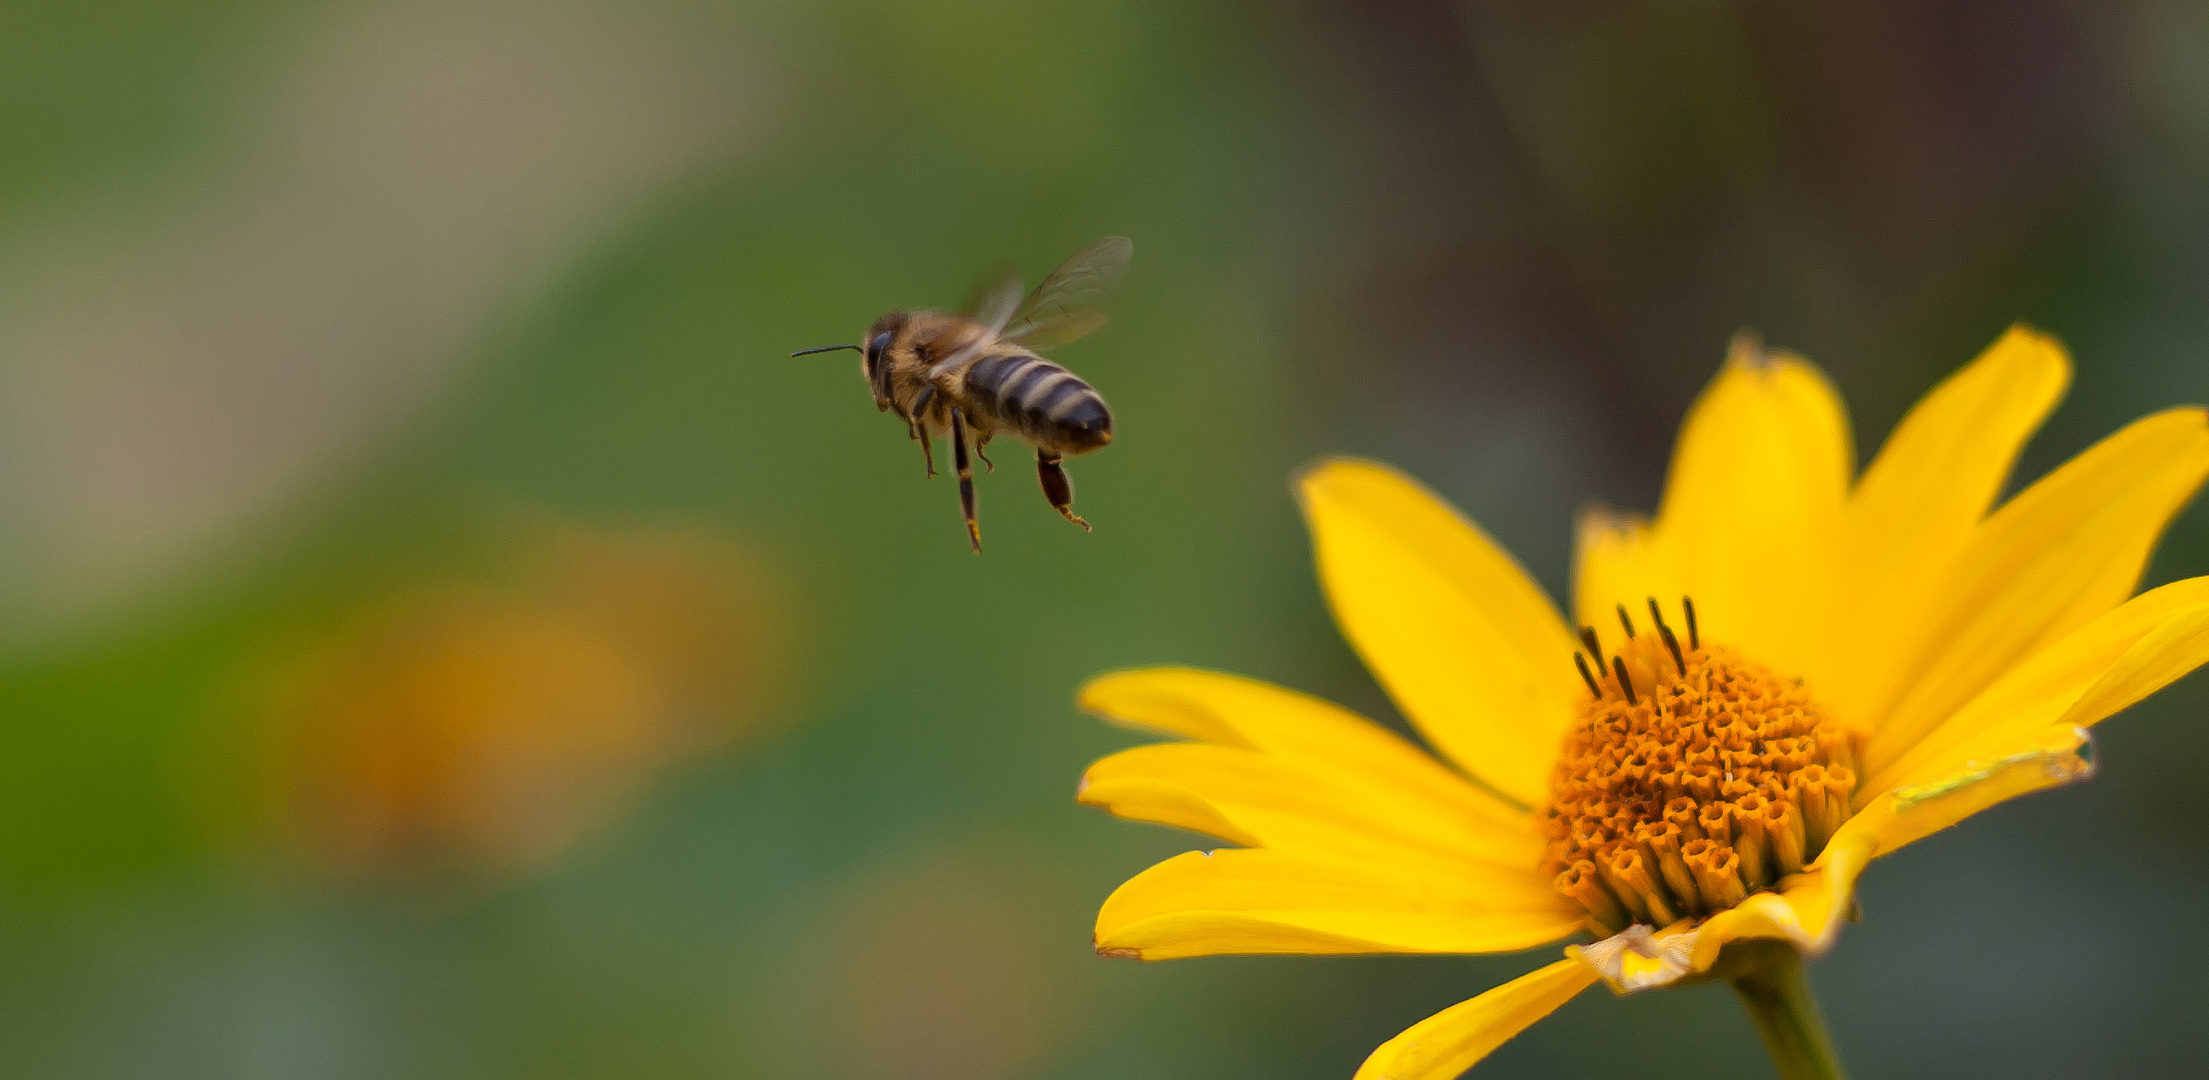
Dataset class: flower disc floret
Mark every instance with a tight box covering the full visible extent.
[1540,602,1860,933]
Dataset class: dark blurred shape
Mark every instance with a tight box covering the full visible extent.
[1304,0,2205,584]
[264,523,782,879]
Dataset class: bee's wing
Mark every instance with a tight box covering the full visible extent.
[928,264,1025,377]
[962,261,1025,330]
[1000,236,1132,350]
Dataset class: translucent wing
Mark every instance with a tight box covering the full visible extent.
[962,261,1025,331]
[928,263,1025,377]
[1000,236,1132,350]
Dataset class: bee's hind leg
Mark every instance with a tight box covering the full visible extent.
[908,386,937,478]
[950,407,981,553]
[974,435,996,473]
[1037,450,1091,531]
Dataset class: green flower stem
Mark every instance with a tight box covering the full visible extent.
[1729,942,1849,1080]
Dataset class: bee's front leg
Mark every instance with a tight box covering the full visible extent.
[908,386,937,478]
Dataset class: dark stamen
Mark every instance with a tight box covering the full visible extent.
[1573,652,1603,697]
[1611,655,1638,706]
[1658,624,1686,674]
[1579,625,1602,660]
[1682,596,1700,649]
[1615,603,1636,639]
[1646,598,1686,673]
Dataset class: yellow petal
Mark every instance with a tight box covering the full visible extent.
[1842,724,2097,861]
[1352,959,1597,1080]
[1079,668,1531,838]
[1864,408,2209,772]
[1643,336,1852,683]
[1080,743,1542,871]
[1865,576,2209,796]
[1572,506,1664,637]
[1297,460,1580,806]
[1824,326,2070,725]
[2054,593,2209,730]
[1095,849,1581,961]
[1851,599,2209,857]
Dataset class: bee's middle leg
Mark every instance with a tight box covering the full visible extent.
[908,386,937,478]
[950,407,981,553]
[974,435,995,473]
[1037,450,1091,531]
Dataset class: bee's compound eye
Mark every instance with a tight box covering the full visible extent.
[864,331,893,376]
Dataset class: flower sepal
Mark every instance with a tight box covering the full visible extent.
[1567,921,1703,994]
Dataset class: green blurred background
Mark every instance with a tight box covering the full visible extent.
[0,1,2204,1077]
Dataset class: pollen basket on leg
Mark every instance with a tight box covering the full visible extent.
[1542,602,1859,933]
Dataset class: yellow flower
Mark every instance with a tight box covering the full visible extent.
[268,524,781,878]
[1077,327,2209,1078]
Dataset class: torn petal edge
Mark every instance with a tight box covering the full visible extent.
[1890,726,2099,810]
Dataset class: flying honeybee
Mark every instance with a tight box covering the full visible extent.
[792,236,1129,553]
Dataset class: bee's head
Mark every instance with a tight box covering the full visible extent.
[792,311,909,412]
[860,311,908,410]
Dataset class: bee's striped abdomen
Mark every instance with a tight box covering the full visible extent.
[966,349,1113,454]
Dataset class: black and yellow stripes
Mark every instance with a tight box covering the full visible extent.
[966,349,1113,452]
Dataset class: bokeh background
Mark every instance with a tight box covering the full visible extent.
[0,1,2205,1077]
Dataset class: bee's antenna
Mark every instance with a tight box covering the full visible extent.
[790,344,862,357]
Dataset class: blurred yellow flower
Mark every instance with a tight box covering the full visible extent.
[1078,327,2209,1078]
[268,524,781,878]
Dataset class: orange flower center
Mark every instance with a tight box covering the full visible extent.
[1538,599,1860,934]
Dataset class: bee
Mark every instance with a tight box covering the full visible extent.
[792,236,1129,553]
